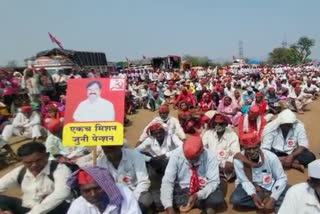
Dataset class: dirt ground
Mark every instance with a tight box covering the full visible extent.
[1,100,320,213]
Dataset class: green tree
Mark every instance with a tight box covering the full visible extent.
[268,47,298,64]
[291,36,315,63]
[183,55,211,67]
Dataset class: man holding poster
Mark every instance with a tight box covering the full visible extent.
[73,80,115,122]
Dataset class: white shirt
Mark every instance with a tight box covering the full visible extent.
[73,97,115,122]
[202,128,240,167]
[278,182,320,214]
[96,148,151,200]
[139,116,186,142]
[261,122,309,154]
[135,134,183,159]
[67,183,141,214]
[0,162,72,214]
[234,149,287,200]
[13,111,41,128]
[160,148,220,209]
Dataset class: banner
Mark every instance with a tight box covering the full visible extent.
[63,78,125,146]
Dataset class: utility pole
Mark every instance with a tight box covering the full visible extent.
[239,40,244,59]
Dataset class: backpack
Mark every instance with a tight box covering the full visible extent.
[17,161,80,197]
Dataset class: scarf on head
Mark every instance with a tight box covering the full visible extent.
[67,166,123,207]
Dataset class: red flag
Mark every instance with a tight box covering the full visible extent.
[48,32,64,49]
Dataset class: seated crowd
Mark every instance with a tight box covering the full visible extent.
[0,65,319,214]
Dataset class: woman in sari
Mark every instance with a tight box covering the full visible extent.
[217,96,242,126]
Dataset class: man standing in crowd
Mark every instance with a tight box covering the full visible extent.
[230,133,289,213]
[161,135,224,214]
[0,142,72,214]
[278,159,320,213]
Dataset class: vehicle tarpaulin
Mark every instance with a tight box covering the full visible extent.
[36,48,107,66]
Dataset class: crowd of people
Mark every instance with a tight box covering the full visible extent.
[0,64,319,214]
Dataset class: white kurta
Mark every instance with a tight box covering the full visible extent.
[73,97,115,122]
[278,182,320,214]
[138,116,186,142]
[2,112,42,142]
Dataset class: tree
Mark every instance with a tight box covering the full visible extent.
[182,55,211,67]
[291,36,315,63]
[268,47,298,64]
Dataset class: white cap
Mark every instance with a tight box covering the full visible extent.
[308,159,320,179]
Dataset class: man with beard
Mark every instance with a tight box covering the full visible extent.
[202,114,240,184]
[278,159,320,213]
[138,105,185,143]
[230,133,289,213]
[73,81,115,122]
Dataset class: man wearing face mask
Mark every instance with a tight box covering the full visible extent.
[160,135,224,214]
[202,114,240,187]
[138,105,185,143]
[230,133,289,213]
[261,109,316,172]
[278,159,320,213]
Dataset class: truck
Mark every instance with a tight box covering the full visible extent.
[26,48,108,75]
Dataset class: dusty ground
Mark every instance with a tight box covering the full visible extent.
[1,100,320,213]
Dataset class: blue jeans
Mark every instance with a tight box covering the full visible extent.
[230,184,290,212]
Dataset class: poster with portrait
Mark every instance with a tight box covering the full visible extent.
[63,78,125,146]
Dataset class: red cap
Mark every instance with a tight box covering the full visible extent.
[183,135,203,160]
[47,119,62,133]
[78,170,94,185]
[158,105,170,113]
[256,92,263,97]
[148,123,163,133]
[240,133,260,146]
[268,87,276,92]
[20,106,32,113]
[213,114,226,123]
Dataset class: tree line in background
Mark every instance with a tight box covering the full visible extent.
[268,36,316,65]
[2,36,316,69]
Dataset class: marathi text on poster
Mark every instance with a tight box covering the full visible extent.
[63,122,123,146]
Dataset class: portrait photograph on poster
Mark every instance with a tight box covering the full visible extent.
[63,78,125,147]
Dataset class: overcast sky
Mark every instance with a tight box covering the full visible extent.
[1,0,320,65]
